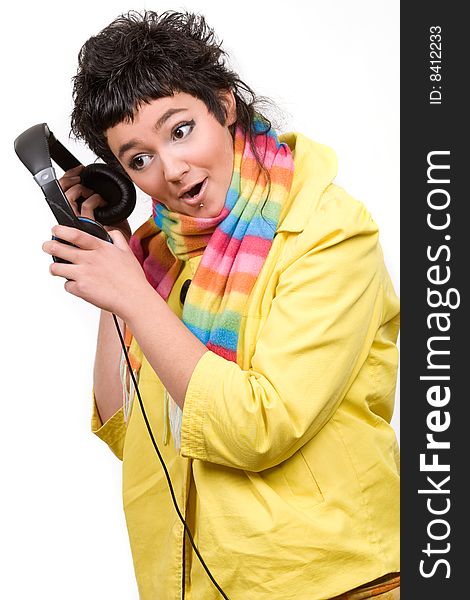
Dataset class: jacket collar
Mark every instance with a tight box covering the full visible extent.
[277,132,338,233]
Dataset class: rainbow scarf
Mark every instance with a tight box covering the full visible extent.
[129,119,294,365]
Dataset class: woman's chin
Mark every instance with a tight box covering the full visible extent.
[181,200,225,219]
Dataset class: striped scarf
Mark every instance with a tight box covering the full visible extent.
[129,119,294,364]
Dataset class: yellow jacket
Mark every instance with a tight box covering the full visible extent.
[92,133,400,600]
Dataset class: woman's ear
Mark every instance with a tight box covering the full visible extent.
[221,89,237,127]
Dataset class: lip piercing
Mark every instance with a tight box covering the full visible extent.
[199,202,204,208]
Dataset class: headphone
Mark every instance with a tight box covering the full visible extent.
[14,123,230,599]
[14,123,136,253]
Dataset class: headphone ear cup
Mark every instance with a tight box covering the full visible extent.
[80,163,136,225]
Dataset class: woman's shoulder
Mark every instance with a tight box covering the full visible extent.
[279,132,338,216]
[278,132,377,240]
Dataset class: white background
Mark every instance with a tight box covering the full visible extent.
[0,1,399,597]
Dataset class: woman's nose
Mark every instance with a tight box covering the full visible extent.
[161,153,189,183]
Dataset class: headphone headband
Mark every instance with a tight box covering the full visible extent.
[14,123,82,228]
[15,123,82,174]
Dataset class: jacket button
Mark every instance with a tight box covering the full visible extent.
[180,279,191,305]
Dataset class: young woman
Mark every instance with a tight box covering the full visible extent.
[42,10,400,600]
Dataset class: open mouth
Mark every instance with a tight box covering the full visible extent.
[181,178,207,199]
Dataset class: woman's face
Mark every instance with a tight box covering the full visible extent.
[106,92,236,218]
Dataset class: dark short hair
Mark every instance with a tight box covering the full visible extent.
[70,10,272,173]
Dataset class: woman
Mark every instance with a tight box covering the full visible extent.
[42,10,400,600]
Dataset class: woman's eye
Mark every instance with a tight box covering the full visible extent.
[130,154,152,170]
[172,121,194,140]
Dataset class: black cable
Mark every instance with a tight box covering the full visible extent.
[112,314,230,600]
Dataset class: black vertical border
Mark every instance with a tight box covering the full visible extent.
[401,2,466,597]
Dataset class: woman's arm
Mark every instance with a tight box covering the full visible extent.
[93,310,125,424]
[123,287,208,408]
[42,225,208,410]
[54,166,133,425]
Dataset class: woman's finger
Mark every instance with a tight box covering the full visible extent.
[107,228,131,249]
[50,225,105,250]
[79,193,106,219]
[63,184,106,219]
[48,261,80,284]
[59,175,82,193]
[58,165,85,192]
[62,165,84,178]
[43,238,84,264]
[65,183,96,204]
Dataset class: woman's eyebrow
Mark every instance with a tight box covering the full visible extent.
[118,140,141,159]
[117,108,187,159]
[154,107,187,132]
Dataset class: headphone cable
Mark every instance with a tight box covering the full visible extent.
[112,314,230,600]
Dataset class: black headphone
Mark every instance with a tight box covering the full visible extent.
[14,123,136,247]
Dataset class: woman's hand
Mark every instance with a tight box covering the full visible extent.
[60,164,104,219]
[42,226,152,320]
[59,165,132,241]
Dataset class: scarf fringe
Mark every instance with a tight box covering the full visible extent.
[120,350,138,423]
[163,389,183,450]
[120,346,183,450]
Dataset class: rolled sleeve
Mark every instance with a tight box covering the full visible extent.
[181,194,389,471]
[91,393,127,460]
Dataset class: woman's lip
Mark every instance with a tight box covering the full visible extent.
[181,178,208,206]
